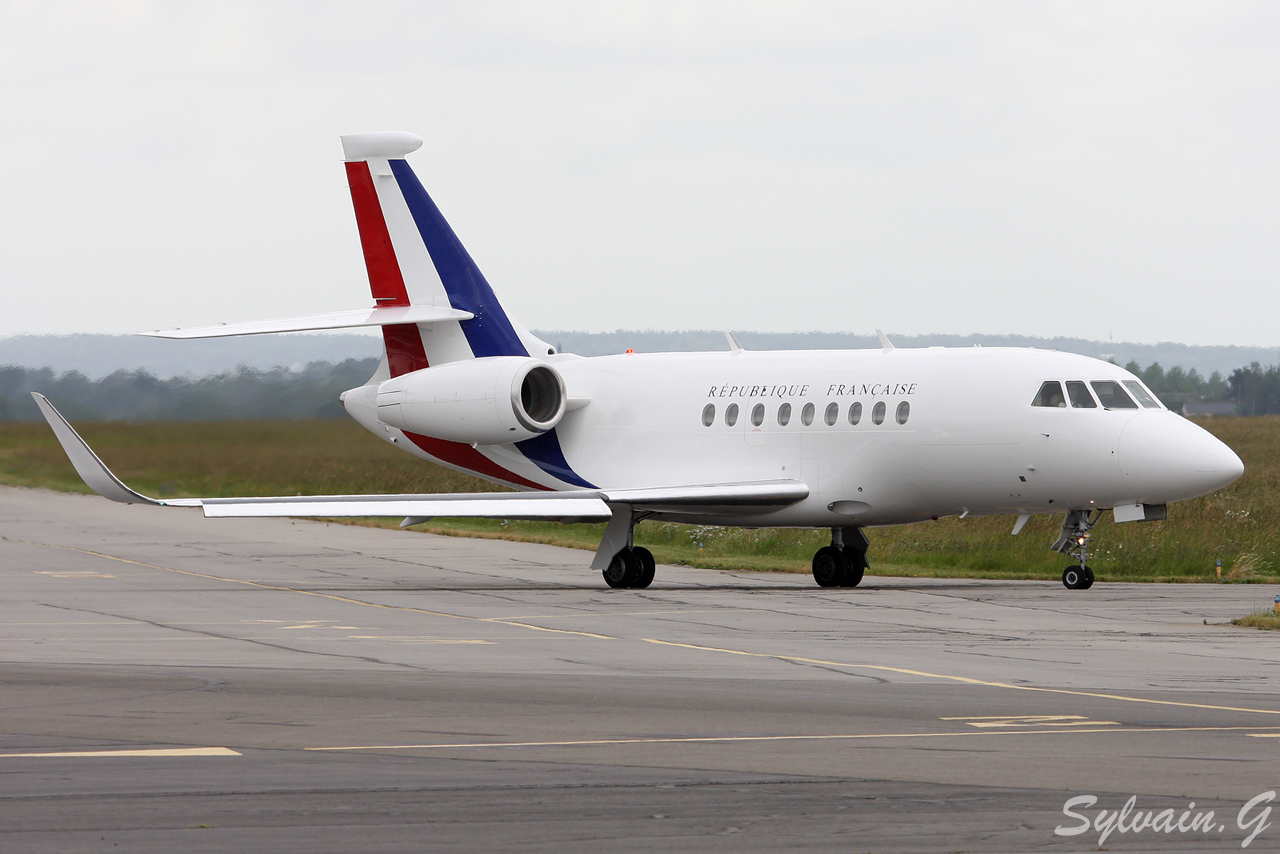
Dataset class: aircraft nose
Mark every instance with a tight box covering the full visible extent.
[1117,413,1244,502]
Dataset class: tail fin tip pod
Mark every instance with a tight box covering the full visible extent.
[340,131,423,161]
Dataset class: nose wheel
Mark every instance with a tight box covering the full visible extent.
[1062,565,1095,590]
[1053,510,1100,590]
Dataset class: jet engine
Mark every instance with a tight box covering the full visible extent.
[375,356,566,444]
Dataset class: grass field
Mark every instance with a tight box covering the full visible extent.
[1233,612,1280,630]
[1,416,1276,582]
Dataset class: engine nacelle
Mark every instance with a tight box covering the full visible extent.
[375,357,566,444]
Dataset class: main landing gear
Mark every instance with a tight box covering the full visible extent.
[1053,509,1098,590]
[594,504,658,589]
[812,526,869,588]
[602,546,656,589]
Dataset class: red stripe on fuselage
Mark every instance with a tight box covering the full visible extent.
[380,326,549,491]
[403,431,550,490]
[345,161,411,306]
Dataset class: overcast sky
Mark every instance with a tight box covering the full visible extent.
[1,1,1276,346]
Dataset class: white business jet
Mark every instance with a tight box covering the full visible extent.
[33,131,1245,591]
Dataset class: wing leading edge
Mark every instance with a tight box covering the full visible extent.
[31,394,808,524]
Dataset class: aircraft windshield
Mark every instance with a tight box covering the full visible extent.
[1122,380,1163,409]
[1065,381,1097,409]
[1090,380,1139,409]
[1032,381,1066,408]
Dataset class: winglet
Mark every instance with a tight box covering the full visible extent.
[876,329,895,351]
[724,331,745,353]
[30,393,163,506]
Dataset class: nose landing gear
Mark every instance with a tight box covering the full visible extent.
[1053,509,1098,590]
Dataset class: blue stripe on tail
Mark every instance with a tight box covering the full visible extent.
[389,159,527,358]
[389,158,595,489]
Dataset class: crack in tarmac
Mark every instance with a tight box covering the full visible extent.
[40,603,423,671]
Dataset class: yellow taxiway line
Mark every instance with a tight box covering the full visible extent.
[0,747,240,758]
[306,725,1280,753]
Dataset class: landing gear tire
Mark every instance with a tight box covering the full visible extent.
[603,549,641,588]
[812,546,849,588]
[631,546,656,589]
[1053,510,1100,591]
[841,546,867,588]
[1062,565,1094,590]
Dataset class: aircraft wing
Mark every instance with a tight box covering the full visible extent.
[31,394,807,523]
[199,492,613,522]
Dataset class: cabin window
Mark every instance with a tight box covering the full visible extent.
[777,402,792,426]
[725,403,739,427]
[896,401,910,424]
[801,403,816,426]
[1032,381,1066,408]
[872,401,886,425]
[848,402,862,425]
[751,403,765,426]
[824,402,839,426]
[1065,381,1097,409]
[1123,380,1163,409]
[701,404,715,426]
[1090,380,1139,409]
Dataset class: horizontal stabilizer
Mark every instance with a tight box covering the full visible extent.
[137,304,474,339]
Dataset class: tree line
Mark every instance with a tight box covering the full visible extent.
[0,359,379,422]
[1,355,1278,422]
[1122,360,1230,408]
[1122,360,1280,415]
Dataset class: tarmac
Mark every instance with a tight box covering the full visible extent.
[2,485,1279,852]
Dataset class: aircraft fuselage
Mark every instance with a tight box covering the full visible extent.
[350,345,1243,530]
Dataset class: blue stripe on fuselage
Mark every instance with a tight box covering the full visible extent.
[389,159,527,358]
[515,430,597,489]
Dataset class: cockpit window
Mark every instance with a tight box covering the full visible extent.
[1065,381,1097,409]
[1090,380,1139,409]
[1122,380,1163,409]
[1032,381,1066,408]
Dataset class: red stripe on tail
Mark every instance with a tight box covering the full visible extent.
[345,161,410,306]
[382,324,429,377]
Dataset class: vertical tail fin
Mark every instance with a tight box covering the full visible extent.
[339,132,590,492]
[340,132,553,374]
